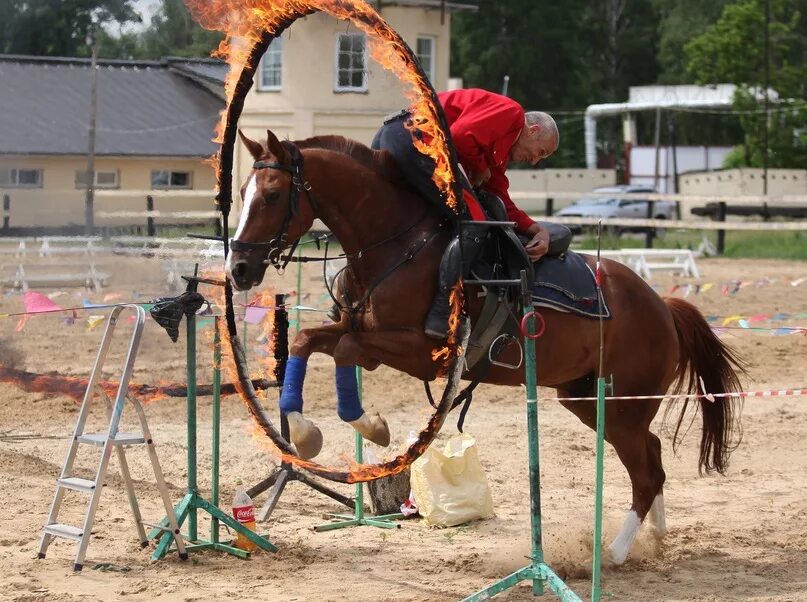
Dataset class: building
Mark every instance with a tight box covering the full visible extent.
[234,1,478,192]
[0,55,226,229]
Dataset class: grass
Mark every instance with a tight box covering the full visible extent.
[574,229,807,261]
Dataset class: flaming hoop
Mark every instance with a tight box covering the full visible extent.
[192,0,469,482]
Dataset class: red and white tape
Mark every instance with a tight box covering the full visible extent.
[543,388,805,403]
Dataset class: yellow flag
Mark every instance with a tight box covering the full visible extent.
[87,315,106,330]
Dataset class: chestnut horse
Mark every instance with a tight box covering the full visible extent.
[226,129,743,565]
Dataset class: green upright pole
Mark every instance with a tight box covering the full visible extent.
[151,279,277,561]
[354,369,364,521]
[590,376,607,601]
[463,270,581,602]
[186,308,198,542]
[314,366,403,532]
[523,313,544,596]
[295,243,303,332]
[211,317,222,545]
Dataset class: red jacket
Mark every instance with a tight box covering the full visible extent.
[438,88,535,233]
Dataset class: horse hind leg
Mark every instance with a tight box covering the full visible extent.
[645,433,668,539]
[606,415,666,565]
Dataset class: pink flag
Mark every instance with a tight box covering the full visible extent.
[23,291,64,314]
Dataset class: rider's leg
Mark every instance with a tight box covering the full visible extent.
[424,225,487,339]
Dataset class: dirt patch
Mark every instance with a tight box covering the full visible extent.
[0,255,805,601]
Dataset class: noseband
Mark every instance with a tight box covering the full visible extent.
[230,140,316,272]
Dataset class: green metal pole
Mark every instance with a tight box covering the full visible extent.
[186,309,198,542]
[591,376,607,602]
[523,306,544,596]
[211,317,222,545]
[295,243,303,332]
[354,368,364,521]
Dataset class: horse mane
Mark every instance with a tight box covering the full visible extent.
[293,135,405,186]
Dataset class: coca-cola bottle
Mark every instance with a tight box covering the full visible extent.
[232,483,257,552]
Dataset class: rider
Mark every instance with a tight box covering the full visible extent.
[371,87,570,339]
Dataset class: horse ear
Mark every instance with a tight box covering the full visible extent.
[266,129,290,165]
[238,130,265,160]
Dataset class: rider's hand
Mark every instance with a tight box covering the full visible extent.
[470,167,491,188]
[524,223,550,262]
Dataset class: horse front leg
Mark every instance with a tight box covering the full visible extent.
[280,323,346,459]
[331,330,441,448]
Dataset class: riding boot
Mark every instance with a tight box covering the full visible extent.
[424,227,487,339]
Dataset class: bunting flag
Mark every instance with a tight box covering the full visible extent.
[87,315,106,330]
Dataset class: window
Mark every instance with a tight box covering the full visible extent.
[0,168,42,188]
[416,36,435,82]
[151,170,191,189]
[335,33,368,92]
[259,37,283,91]
[75,169,119,189]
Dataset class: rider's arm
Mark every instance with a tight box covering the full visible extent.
[485,168,535,234]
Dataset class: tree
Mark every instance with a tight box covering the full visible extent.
[0,0,140,57]
[686,0,807,168]
[653,0,731,83]
[137,0,223,59]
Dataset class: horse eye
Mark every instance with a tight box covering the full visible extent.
[265,191,280,204]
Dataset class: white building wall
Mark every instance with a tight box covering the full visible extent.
[630,145,732,192]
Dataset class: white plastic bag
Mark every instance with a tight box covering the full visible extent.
[410,433,494,527]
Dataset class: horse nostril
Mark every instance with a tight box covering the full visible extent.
[231,260,248,280]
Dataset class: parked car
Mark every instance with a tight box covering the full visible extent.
[553,185,675,235]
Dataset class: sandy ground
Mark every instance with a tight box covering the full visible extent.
[0,253,805,602]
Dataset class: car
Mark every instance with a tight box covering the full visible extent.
[553,185,675,235]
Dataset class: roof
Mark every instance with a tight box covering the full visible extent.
[0,55,226,157]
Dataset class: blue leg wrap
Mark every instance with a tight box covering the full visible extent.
[279,355,307,415]
[336,365,363,422]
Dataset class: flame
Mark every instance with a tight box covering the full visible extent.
[429,282,464,373]
[184,0,458,211]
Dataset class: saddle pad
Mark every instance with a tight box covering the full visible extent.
[532,251,610,319]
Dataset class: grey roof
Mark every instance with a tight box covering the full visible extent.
[165,57,229,86]
[0,55,225,157]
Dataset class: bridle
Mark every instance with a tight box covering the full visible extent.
[230,140,316,273]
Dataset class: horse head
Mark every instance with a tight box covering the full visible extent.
[226,129,316,290]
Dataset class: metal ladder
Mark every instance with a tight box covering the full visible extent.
[37,304,187,571]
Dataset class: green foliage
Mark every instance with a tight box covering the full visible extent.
[0,0,221,60]
[0,0,140,57]
[686,0,807,168]
[136,0,223,59]
[653,0,732,83]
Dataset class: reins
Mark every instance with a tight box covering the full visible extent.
[232,139,448,324]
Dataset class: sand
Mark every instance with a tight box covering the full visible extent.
[0,253,805,601]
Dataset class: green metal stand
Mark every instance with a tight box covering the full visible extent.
[151,313,277,559]
[590,376,608,602]
[463,272,581,602]
[314,368,404,532]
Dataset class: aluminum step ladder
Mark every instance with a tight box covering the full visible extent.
[37,304,187,571]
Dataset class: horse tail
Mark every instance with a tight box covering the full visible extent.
[664,297,746,475]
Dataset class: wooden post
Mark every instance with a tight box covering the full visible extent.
[716,201,727,255]
[545,197,554,217]
[146,195,155,237]
[2,194,9,231]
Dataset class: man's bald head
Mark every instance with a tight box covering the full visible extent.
[511,111,559,165]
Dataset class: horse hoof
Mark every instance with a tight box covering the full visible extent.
[606,544,629,567]
[349,412,391,448]
[286,412,323,460]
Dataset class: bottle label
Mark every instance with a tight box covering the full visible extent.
[233,504,255,523]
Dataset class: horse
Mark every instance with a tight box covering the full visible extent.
[225,129,743,565]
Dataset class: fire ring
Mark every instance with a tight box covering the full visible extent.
[202,1,470,483]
